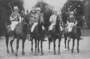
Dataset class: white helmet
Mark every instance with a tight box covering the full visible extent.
[70,11,74,14]
[53,8,58,14]
[14,6,19,10]
[36,7,41,11]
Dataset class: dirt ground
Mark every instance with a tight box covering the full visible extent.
[0,36,90,59]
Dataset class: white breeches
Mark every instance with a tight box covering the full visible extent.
[67,23,75,32]
[11,21,19,31]
[60,26,63,31]
[31,22,38,32]
[49,23,56,30]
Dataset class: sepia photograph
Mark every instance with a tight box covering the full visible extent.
[0,0,90,59]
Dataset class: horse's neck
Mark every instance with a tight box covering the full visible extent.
[55,16,60,32]
[56,15,59,26]
[72,26,77,33]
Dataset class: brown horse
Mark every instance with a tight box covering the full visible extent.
[48,15,63,54]
[30,13,46,55]
[64,24,81,53]
[5,14,30,56]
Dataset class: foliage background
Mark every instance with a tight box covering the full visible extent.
[0,0,24,36]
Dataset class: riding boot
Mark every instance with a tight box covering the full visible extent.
[28,32,33,41]
[11,31,14,37]
[48,30,52,37]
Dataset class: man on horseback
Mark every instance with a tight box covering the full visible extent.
[48,9,58,31]
[66,11,77,33]
[10,6,22,31]
[31,7,41,32]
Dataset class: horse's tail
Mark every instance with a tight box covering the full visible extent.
[55,15,60,33]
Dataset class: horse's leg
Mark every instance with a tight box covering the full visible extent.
[48,37,51,52]
[15,38,20,56]
[53,39,56,54]
[41,39,43,55]
[31,39,33,52]
[35,39,37,55]
[10,37,14,53]
[6,36,9,53]
[71,39,75,53]
[68,37,71,50]
[77,39,80,53]
[22,39,26,55]
[58,37,61,55]
[64,35,67,49]
[38,40,40,52]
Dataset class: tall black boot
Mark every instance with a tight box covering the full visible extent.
[28,32,33,41]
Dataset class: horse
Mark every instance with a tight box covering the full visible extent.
[48,15,63,54]
[30,13,46,55]
[64,22,81,53]
[5,14,30,56]
[43,6,53,34]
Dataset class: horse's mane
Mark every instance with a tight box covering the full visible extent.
[55,15,60,33]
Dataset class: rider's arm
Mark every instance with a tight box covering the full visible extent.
[10,16,13,21]
[10,13,17,21]
[10,13,14,21]
[18,14,22,23]
[49,16,53,23]
[67,21,69,24]
[75,21,77,25]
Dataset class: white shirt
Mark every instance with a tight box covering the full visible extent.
[50,14,57,23]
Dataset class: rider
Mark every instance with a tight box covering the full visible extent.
[66,11,77,33]
[31,7,41,32]
[49,9,57,31]
[10,6,22,31]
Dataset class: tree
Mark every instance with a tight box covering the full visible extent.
[83,0,90,28]
[61,0,84,26]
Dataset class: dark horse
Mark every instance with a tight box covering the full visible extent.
[64,23,81,53]
[5,14,29,56]
[48,15,63,54]
[30,14,45,55]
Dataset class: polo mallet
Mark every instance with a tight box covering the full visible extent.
[9,2,13,12]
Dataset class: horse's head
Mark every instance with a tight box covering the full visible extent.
[20,13,33,34]
[39,13,44,24]
[23,13,34,27]
[55,15,64,32]
[72,25,77,34]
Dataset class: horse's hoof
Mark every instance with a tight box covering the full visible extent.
[12,50,14,53]
[77,49,79,53]
[15,54,18,56]
[68,48,70,51]
[7,50,9,53]
[22,52,25,55]
[41,53,43,56]
[64,48,68,51]
[38,50,40,52]
[31,49,33,53]
[54,52,56,55]
[34,52,37,55]
[48,50,51,52]
[58,50,60,55]
[58,52,60,55]
[15,51,18,56]
[71,49,74,53]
